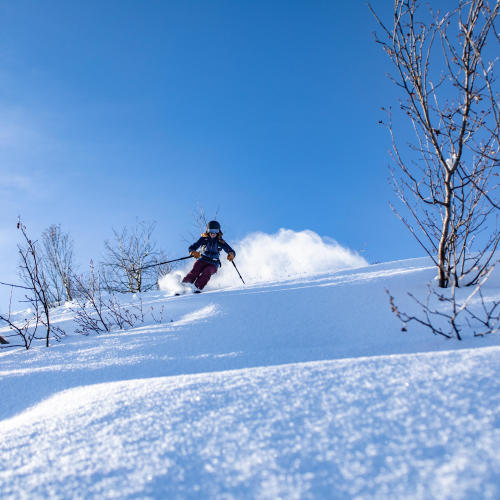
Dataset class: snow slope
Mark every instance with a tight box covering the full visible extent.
[1,253,499,499]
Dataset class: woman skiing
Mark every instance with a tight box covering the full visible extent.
[182,220,235,292]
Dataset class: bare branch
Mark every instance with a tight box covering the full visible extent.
[372,0,499,289]
[101,220,169,293]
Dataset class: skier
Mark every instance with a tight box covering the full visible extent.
[181,220,236,292]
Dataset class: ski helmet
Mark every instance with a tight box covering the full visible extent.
[207,220,221,233]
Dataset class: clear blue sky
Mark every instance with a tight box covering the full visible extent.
[0,0,423,293]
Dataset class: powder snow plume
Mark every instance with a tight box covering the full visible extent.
[159,229,367,293]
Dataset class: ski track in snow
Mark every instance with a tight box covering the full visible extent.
[1,257,500,499]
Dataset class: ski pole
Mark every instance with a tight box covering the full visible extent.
[232,261,246,285]
[137,255,193,272]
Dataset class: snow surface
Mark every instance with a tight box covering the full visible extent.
[1,232,499,499]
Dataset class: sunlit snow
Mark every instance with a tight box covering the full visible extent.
[1,231,499,499]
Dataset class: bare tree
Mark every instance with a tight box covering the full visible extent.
[192,203,210,234]
[71,261,150,335]
[186,203,220,242]
[41,224,75,306]
[18,219,55,347]
[72,261,111,335]
[101,220,168,293]
[0,218,64,348]
[370,0,499,288]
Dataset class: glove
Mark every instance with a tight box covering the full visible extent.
[227,252,235,262]
[190,251,201,259]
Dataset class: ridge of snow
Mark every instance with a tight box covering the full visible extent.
[1,347,499,499]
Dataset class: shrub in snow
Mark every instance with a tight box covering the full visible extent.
[387,265,499,340]
[0,218,65,349]
[71,261,168,336]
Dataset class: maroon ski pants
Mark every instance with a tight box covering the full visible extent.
[182,259,218,290]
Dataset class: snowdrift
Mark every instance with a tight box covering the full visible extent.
[1,253,499,499]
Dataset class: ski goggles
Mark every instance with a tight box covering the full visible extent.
[208,228,219,234]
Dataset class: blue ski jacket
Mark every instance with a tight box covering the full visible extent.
[189,235,236,267]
